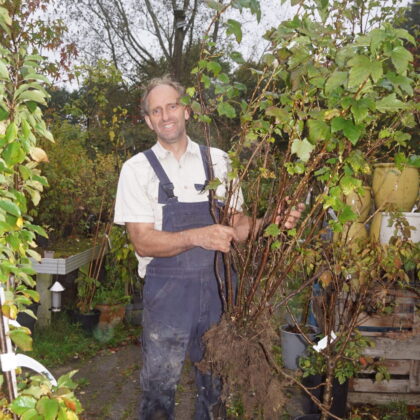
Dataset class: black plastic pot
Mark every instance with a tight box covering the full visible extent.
[17,303,40,335]
[301,374,348,419]
[69,309,100,334]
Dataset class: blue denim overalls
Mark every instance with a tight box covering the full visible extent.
[140,146,225,420]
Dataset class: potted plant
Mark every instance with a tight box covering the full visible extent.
[73,264,101,333]
[105,225,142,325]
[94,282,130,328]
[185,0,418,418]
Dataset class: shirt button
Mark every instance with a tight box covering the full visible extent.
[184,185,188,189]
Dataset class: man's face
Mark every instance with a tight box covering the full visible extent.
[144,84,190,145]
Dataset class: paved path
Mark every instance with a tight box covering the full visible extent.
[53,343,305,420]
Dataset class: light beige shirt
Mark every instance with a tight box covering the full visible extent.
[114,138,243,277]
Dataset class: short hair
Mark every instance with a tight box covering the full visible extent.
[141,76,185,116]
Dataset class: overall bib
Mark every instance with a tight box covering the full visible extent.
[140,146,225,420]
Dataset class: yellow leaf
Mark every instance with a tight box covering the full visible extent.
[29,147,49,163]
[16,217,23,228]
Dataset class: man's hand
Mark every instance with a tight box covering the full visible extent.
[275,201,306,229]
[191,224,238,253]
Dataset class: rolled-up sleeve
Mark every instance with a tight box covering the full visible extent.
[114,161,155,225]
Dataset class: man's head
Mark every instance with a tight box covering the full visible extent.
[141,76,190,146]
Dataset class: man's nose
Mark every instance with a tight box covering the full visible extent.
[161,108,169,120]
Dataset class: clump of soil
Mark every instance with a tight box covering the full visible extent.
[197,314,287,418]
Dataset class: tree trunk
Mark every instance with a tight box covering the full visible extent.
[173,9,186,80]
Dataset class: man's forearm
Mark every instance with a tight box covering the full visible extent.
[126,222,237,257]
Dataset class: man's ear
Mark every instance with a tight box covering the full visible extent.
[144,114,153,131]
[184,107,190,121]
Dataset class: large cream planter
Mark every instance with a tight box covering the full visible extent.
[343,186,372,222]
[379,212,420,244]
[372,164,419,211]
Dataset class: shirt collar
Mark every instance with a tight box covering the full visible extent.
[152,137,201,160]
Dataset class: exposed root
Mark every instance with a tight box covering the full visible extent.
[197,314,287,419]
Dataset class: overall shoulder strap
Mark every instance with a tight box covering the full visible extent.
[143,149,175,199]
[199,145,214,182]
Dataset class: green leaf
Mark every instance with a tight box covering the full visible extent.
[0,59,9,80]
[17,90,47,106]
[3,142,26,165]
[265,106,289,123]
[5,121,17,143]
[370,60,383,83]
[9,395,37,415]
[0,105,9,121]
[21,408,42,420]
[264,223,280,237]
[291,138,315,162]
[325,70,347,94]
[205,0,224,11]
[331,117,362,145]
[0,200,21,217]
[390,46,413,74]
[348,55,371,88]
[217,102,236,118]
[207,61,222,76]
[307,119,330,142]
[230,51,245,64]
[375,93,405,113]
[339,175,362,195]
[338,206,357,224]
[9,328,33,351]
[36,398,59,420]
[57,370,78,389]
[226,19,242,43]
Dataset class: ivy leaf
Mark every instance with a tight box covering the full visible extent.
[390,46,413,74]
[36,398,59,420]
[376,93,405,113]
[9,395,37,415]
[264,223,280,237]
[291,138,315,162]
[217,102,236,118]
[226,19,242,43]
[307,119,330,142]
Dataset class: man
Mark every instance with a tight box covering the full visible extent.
[114,76,304,420]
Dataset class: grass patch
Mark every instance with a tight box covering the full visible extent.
[25,312,141,368]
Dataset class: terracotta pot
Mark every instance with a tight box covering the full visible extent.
[333,222,368,250]
[95,303,126,327]
[372,164,419,211]
[343,186,372,222]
